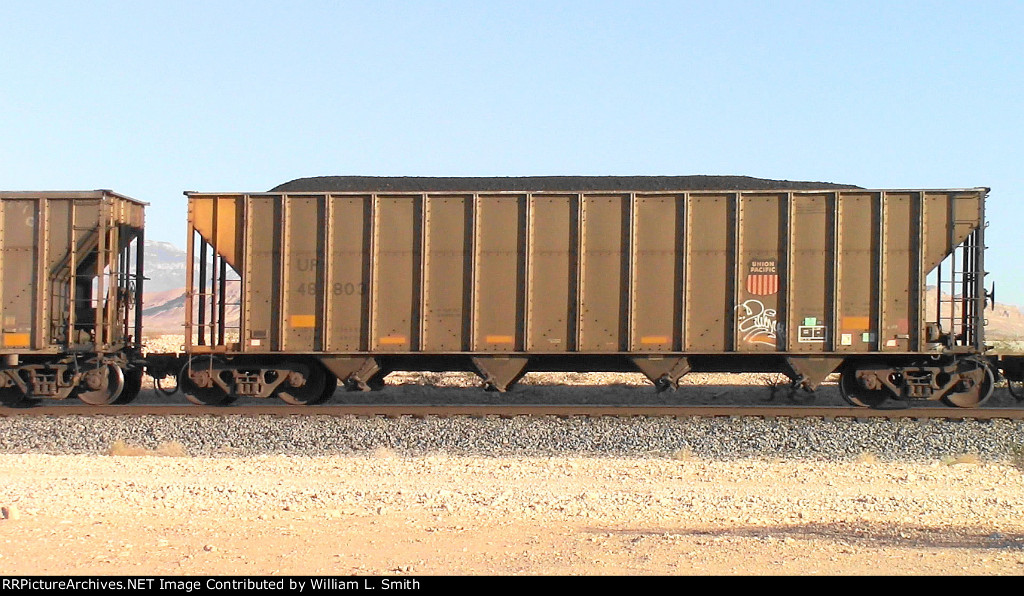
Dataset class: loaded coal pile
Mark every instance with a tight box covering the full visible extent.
[270,175,860,193]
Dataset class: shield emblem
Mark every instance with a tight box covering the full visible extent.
[747,259,779,295]
[747,273,779,295]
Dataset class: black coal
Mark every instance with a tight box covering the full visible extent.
[270,175,859,193]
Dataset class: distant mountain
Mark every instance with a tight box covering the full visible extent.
[142,284,240,334]
[924,286,1024,341]
[140,287,187,333]
[985,303,1024,341]
[140,240,235,333]
[141,240,187,294]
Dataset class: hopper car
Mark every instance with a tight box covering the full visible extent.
[0,191,146,405]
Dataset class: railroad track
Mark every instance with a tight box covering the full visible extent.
[3,404,1024,420]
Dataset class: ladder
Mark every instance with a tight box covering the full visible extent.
[936,226,985,349]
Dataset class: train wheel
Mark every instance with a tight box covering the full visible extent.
[941,363,995,408]
[278,362,330,405]
[838,366,889,408]
[78,364,125,405]
[113,368,144,405]
[179,357,232,406]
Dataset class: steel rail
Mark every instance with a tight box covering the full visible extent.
[2,404,1024,420]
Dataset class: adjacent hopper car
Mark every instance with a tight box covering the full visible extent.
[0,191,146,405]
[0,178,1009,408]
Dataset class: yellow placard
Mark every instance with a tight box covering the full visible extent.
[485,335,515,344]
[290,315,316,328]
[841,316,870,331]
[379,336,407,345]
[3,333,30,348]
[640,336,669,345]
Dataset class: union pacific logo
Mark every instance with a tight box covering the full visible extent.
[747,259,778,296]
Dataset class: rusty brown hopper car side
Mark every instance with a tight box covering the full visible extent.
[0,190,147,405]
[181,182,992,408]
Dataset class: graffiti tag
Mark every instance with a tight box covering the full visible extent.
[736,299,777,346]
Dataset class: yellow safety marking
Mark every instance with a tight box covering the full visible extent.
[485,335,515,344]
[290,315,317,328]
[640,336,669,344]
[841,316,870,330]
[2,333,30,348]
[380,336,407,345]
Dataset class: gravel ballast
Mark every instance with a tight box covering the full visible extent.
[1,413,1022,462]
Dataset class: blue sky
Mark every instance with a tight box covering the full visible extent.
[2,1,1023,300]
